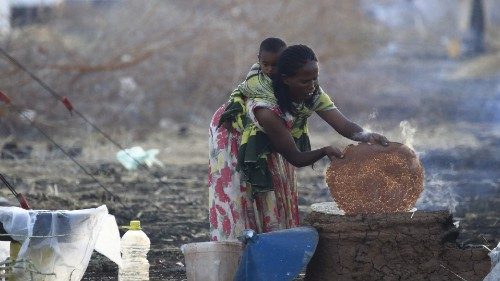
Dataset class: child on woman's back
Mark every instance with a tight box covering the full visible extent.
[218,37,286,131]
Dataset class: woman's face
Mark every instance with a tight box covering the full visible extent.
[283,60,319,103]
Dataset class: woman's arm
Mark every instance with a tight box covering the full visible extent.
[255,108,343,167]
[317,109,389,145]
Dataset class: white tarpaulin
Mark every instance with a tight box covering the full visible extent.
[0,205,121,281]
[484,242,500,281]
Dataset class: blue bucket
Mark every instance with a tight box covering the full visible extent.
[234,226,318,281]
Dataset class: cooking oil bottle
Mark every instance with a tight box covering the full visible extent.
[119,220,150,281]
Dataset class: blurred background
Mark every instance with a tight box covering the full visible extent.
[0,0,498,245]
[0,0,498,134]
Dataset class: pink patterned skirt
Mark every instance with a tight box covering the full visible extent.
[208,104,300,241]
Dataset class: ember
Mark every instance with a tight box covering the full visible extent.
[326,142,424,214]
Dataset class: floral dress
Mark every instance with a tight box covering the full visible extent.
[208,99,299,241]
[208,63,336,241]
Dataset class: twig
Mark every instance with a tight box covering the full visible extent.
[481,245,492,252]
[439,264,468,281]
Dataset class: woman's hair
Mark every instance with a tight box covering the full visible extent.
[272,44,318,115]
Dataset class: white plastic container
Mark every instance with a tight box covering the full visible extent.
[181,241,242,281]
[119,220,150,281]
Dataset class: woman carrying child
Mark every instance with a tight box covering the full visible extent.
[208,42,388,241]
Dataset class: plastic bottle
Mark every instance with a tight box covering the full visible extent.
[119,220,151,281]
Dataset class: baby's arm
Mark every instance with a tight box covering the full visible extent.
[217,63,262,131]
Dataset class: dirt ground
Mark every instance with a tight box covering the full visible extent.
[0,126,497,280]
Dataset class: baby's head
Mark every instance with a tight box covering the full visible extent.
[258,37,286,77]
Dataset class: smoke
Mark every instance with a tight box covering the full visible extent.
[416,170,460,213]
[399,120,416,151]
[494,82,500,123]
[397,120,461,213]
[368,109,378,120]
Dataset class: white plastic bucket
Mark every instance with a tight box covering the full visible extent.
[181,241,242,281]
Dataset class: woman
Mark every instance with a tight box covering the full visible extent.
[208,44,388,241]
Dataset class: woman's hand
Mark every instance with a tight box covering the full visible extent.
[369,132,389,146]
[352,131,389,146]
[322,146,344,161]
[255,108,341,167]
[316,109,388,146]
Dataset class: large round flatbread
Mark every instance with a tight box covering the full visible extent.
[325,142,424,214]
